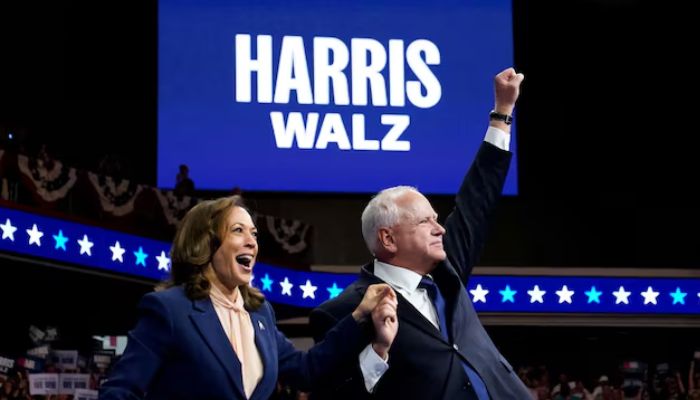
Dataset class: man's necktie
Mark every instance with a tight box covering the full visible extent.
[419,276,490,400]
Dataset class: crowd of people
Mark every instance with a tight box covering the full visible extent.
[2,332,698,400]
[518,359,700,400]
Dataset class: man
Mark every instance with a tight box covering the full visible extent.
[309,68,530,399]
[175,164,195,198]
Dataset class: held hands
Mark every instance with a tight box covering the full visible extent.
[493,67,525,116]
[352,284,399,359]
[371,286,398,359]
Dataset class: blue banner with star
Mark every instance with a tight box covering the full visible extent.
[466,277,699,314]
[1,205,699,314]
[0,206,171,281]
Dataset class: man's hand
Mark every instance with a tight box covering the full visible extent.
[352,283,395,322]
[493,67,525,116]
[370,287,398,360]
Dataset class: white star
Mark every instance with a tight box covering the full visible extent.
[640,286,660,305]
[612,286,632,304]
[26,224,44,246]
[299,279,318,299]
[527,285,547,304]
[109,241,126,262]
[156,251,170,272]
[0,218,17,241]
[469,284,489,303]
[280,277,294,296]
[77,234,94,256]
[555,285,575,304]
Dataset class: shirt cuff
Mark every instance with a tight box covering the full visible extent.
[484,126,511,151]
[359,344,389,393]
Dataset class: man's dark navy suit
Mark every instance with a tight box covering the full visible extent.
[310,142,531,399]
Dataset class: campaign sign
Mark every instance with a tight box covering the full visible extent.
[28,373,59,396]
[51,350,79,371]
[91,351,114,371]
[59,373,91,395]
[157,0,517,194]
[0,355,14,376]
[16,356,45,372]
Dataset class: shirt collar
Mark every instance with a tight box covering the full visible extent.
[374,259,424,296]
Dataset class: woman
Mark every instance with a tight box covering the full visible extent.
[100,196,397,399]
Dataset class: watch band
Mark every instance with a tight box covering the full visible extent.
[489,110,513,125]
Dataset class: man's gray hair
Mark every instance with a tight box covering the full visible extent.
[361,186,419,255]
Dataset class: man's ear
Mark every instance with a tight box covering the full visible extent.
[378,227,397,254]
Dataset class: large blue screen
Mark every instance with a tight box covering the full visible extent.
[157,0,517,194]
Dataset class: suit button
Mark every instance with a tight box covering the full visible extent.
[453,343,459,351]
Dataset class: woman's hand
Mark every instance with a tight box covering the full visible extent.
[352,284,394,322]
[351,284,398,359]
[370,287,398,359]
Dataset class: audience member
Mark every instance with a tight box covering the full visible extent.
[174,164,194,197]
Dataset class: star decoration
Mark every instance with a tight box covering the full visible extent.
[470,284,489,303]
[640,286,659,305]
[556,285,575,304]
[9,205,700,319]
[53,230,68,251]
[26,224,44,246]
[77,234,94,256]
[134,246,148,267]
[499,285,517,303]
[280,277,294,296]
[327,282,343,299]
[0,218,17,241]
[669,287,687,305]
[612,286,631,305]
[584,286,602,304]
[156,251,170,272]
[260,274,274,292]
[527,285,546,304]
[300,279,318,299]
[110,241,126,263]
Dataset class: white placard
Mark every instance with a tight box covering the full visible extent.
[93,353,113,370]
[45,327,58,342]
[27,344,50,359]
[58,373,91,395]
[28,373,59,395]
[29,325,46,344]
[0,355,14,374]
[52,350,79,370]
[94,335,128,356]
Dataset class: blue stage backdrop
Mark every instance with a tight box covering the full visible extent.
[2,205,699,315]
[157,0,517,194]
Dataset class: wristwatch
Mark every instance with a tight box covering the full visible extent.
[489,110,513,125]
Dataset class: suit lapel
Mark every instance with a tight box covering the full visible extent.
[361,263,448,344]
[434,261,473,340]
[189,297,246,399]
[248,311,273,400]
[396,292,449,343]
